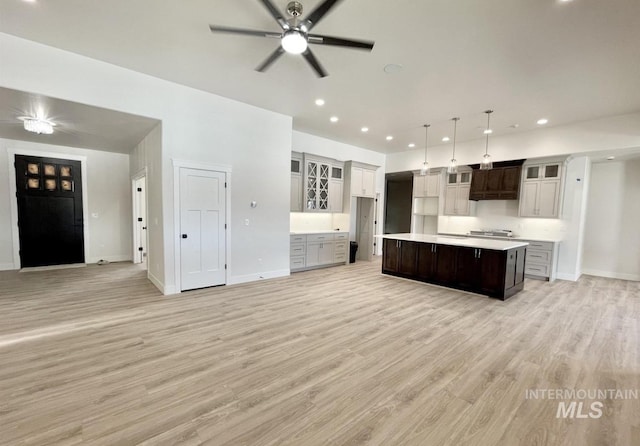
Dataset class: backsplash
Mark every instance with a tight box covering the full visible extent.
[290,212,350,233]
[437,200,567,240]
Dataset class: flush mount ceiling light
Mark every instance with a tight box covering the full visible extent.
[537,118,549,125]
[480,110,494,170]
[447,117,460,174]
[420,124,431,176]
[18,116,56,135]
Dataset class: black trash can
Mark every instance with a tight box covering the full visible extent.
[349,241,358,263]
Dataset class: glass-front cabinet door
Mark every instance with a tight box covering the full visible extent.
[306,160,331,211]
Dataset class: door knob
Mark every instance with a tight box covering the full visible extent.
[181,234,188,239]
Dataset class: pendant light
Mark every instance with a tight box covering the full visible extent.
[420,124,430,175]
[480,110,493,170]
[447,117,460,174]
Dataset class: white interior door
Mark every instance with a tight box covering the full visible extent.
[133,176,147,266]
[180,168,226,291]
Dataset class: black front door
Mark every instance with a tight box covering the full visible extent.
[15,155,85,267]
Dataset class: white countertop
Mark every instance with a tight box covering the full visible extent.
[437,232,562,243]
[378,233,529,251]
[291,230,347,235]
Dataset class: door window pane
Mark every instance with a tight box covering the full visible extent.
[544,164,559,178]
[60,166,72,177]
[45,179,57,191]
[27,163,39,175]
[44,164,56,176]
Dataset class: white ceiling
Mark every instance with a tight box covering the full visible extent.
[0,87,160,153]
[1,0,639,154]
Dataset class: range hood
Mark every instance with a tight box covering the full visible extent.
[469,159,525,201]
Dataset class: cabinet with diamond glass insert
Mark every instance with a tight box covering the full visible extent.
[303,155,343,212]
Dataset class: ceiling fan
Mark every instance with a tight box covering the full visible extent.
[209,0,375,77]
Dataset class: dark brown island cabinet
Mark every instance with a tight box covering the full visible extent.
[381,235,528,300]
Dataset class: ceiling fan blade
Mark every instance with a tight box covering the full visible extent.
[209,25,281,39]
[257,0,288,29]
[308,34,375,51]
[302,49,328,78]
[256,46,285,72]
[302,0,344,31]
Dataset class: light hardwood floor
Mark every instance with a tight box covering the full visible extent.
[0,259,638,446]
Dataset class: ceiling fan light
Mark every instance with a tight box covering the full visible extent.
[281,30,308,54]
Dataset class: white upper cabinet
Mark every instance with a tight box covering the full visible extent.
[443,170,474,216]
[350,163,377,198]
[519,161,563,218]
[413,171,440,198]
[301,154,344,213]
[290,152,303,212]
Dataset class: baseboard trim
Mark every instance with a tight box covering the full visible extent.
[20,263,86,272]
[229,269,289,286]
[581,269,640,282]
[556,272,582,282]
[0,263,17,271]
[87,255,132,264]
[148,271,165,294]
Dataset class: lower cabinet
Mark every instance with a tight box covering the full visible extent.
[291,232,348,272]
[382,239,527,300]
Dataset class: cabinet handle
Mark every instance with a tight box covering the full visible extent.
[434,245,437,253]
[477,249,481,258]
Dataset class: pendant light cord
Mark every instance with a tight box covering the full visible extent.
[423,124,430,163]
[452,117,459,159]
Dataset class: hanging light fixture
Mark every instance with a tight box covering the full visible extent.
[420,124,430,175]
[447,117,460,174]
[480,110,494,170]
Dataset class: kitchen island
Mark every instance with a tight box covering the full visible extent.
[379,233,529,300]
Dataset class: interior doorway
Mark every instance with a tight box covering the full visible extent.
[14,154,85,268]
[354,197,375,261]
[132,174,147,268]
[384,172,413,234]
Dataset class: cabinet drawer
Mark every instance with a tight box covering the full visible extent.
[334,232,348,241]
[334,252,347,263]
[290,256,306,270]
[290,243,306,256]
[527,249,551,264]
[290,234,307,244]
[525,264,549,277]
[307,233,333,242]
[334,241,347,253]
[525,240,553,251]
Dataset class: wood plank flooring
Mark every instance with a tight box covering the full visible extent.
[0,260,638,445]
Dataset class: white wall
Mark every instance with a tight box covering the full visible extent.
[385,113,640,174]
[0,138,132,268]
[131,124,164,286]
[0,33,293,293]
[583,159,640,280]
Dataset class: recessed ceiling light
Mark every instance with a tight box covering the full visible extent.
[361,127,369,133]
[383,64,404,74]
[408,143,415,148]
[483,129,493,135]
[442,137,450,142]
[315,99,325,106]
[22,0,37,3]
[606,156,615,160]
[386,136,393,141]
[330,116,339,123]
[537,118,549,125]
